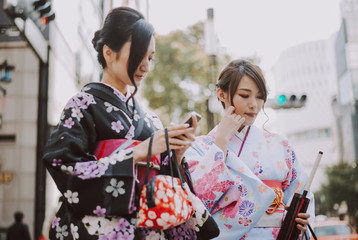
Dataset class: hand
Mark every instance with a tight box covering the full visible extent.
[296,212,310,238]
[284,205,311,238]
[215,106,245,153]
[133,124,194,163]
[173,114,198,164]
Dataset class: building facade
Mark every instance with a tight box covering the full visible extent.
[272,36,339,192]
[0,0,104,238]
[333,0,358,163]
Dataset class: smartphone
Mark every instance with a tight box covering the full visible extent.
[182,111,202,127]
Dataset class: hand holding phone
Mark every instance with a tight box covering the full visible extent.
[182,111,202,127]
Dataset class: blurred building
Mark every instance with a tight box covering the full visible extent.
[0,0,104,238]
[0,0,151,238]
[333,0,358,164]
[272,35,339,192]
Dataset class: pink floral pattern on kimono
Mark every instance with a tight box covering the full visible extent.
[185,125,315,239]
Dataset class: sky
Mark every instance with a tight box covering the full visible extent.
[147,0,342,71]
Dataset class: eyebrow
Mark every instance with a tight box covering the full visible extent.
[237,88,251,92]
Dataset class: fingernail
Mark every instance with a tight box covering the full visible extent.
[184,124,190,127]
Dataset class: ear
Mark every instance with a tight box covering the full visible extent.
[217,88,227,102]
[103,44,115,64]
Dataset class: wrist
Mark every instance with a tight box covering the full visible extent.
[133,144,146,163]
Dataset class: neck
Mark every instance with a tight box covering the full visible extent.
[101,70,127,95]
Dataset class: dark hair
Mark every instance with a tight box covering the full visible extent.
[216,59,267,108]
[14,211,24,222]
[92,7,155,109]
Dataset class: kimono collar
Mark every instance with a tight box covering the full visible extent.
[100,82,133,106]
[234,125,250,141]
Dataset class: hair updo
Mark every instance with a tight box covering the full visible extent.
[216,59,267,108]
[92,6,155,110]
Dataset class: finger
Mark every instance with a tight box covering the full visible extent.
[183,132,195,142]
[296,224,306,232]
[238,117,245,125]
[226,106,235,115]
[191,114,198,130]
[234,114,240,121]
[169,137,192,146]
[295,218,309,228]
[168,128,194,137]
[297,213,310,219]
[166,124,190,131]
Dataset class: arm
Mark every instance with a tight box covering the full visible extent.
[43,93,137,216]
[214,106,245,155]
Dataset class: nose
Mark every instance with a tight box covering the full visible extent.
[139,58,150,72]
[249,97,258,109]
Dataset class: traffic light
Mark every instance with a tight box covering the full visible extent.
[269,94,307,109]
[32,0,55,25]
[0,61,15,83]
[4,4,27,20]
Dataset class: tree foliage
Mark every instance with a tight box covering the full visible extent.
[142,22,230,129]
[316,161,358,222]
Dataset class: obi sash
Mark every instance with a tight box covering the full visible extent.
[93,139,160,186]
[255,180,285,228]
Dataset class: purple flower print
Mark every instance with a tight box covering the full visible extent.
[93,206,106,217]
[125,125,135,140]
[108,231,123,240]
[292,150,296,163]
[115,218,129,232]
[75,161,108,179]
[52,159,62,167]
[239,200,254,217]
[79,93,96,107]
[98,235,108,240]
[63,118,75,128]
[121,231,132,240]
[203,136,214,145]
[290,168,298,183]
[71,107,83,121]
[51,216,60,228]
[111,121,124,133]
[214,152,223,161]
[64,92,95,110]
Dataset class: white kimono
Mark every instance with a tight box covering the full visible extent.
[184,125,315,239]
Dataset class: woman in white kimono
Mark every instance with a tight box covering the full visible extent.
[184,59,314,239]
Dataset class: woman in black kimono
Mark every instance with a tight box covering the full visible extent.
[42,7,199,240]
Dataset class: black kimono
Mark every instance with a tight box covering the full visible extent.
[43,82,197,240]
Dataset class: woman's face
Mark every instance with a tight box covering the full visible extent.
[220,75,265,126]
[106,36,156,93]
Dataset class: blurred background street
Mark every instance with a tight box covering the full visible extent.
[0,0,357,239]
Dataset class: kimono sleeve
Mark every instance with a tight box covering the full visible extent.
[42,92,137,217]
[185,135,275,217]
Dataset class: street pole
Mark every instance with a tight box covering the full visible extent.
[34,50,49,240]
[204,8,217,132]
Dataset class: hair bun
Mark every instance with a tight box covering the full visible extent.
[92,30,103,50]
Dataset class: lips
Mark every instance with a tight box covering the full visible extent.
[135,74,145,80]
[245,113,256,118]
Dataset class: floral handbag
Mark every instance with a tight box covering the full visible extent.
[137,128,195,230]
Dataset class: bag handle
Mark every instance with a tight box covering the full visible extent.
[143,128,186,189]
[144,133,155,184]
[164,128,186,187]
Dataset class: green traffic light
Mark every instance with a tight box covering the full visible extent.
[277,94,286,106]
